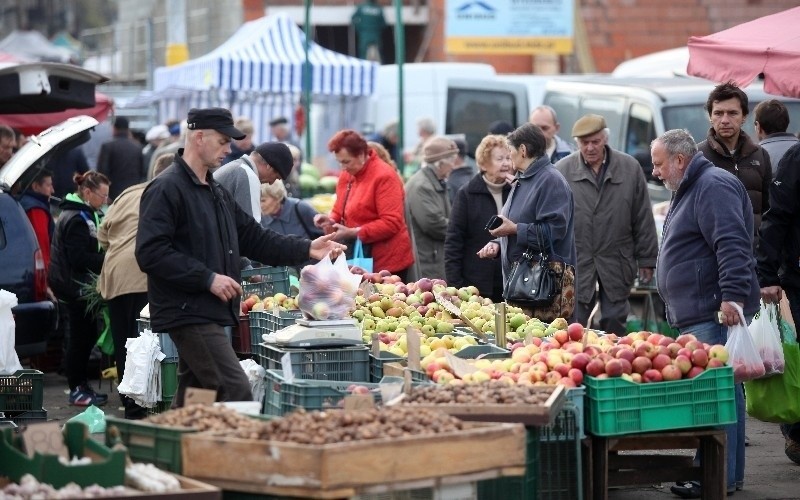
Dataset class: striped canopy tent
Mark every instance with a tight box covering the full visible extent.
[150,13,377,150]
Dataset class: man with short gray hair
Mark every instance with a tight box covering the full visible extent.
[529,105,572,163]
[652,128,758,497]
[555,113,658,334]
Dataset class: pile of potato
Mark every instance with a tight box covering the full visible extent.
[146,404,256,431]
[404,381,556,405]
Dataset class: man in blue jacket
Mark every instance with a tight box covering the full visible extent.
[652,129,760,498]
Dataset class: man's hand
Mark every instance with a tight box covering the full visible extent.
[310,232,347,260]
[761,286,783,304]
[488,215,517,237]
[209,273,242,302]
[477,241,500,259]
[719,300,744,326]
[313,214,334,233]
[638,267,655,284]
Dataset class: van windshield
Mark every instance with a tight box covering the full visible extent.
[663,102,800,144]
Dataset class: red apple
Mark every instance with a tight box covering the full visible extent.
[583,345,601,357]
[553,329,569,345]
[676,333,698,347]
[618,358,633,375]
[667,342,683,358]
[568,368,584,385]
[661,364,682,381]
[544,371,563,385]
[652,353,672,371]
[554,363,571,377]
[674,355,692,375]
[647,333,665,345]
[643,369,664,383]
[586,359,605,377]
[616,347,635,363]
[634,341,656,359]
[687,366,705,379]
[707,358,725,368]
[557,377,577,388]
[658,336,674,348]
[630,373,643,383]
[567,322,584,342]
[677,347,693,359]
[605,359,624,377]
[691,348,709,368]
[570,353,591,372]
[708,344,729,364]
[685,340,702,352]
[631,356,652,374]
[617,336,634,346]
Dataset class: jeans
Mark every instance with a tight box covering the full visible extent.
[780,287,800,442]
[680,320,746,489]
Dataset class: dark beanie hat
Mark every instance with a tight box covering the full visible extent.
[488,120,514,135]
[255,142,293,180]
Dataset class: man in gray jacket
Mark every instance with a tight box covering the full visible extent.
[213,142,293,223]
[555,114,658,334]
[754,99,798,170]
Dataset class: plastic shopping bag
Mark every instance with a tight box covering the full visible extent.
[297,253,362,320]
[347,239,373,273]
[745,314,800,423]
[749,301,784,376]
[0,289,23,375]
[118,330,165,408]
[725,302,767,383]
[67,404,106,434]
[239,358,266,404]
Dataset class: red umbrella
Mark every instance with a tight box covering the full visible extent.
[687,7,800,98]
[1,91,114,136]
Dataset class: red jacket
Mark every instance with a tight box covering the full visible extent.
[331,151,414,274]
[27,209,52,268]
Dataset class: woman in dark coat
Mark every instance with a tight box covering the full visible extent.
[444,134,514,301]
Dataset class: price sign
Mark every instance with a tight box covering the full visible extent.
[343,394,375,411]
[281,351,295,383]
[185,388,217,405]
[406,328,422,371]
[445,351,478,379]
[21,422,68,459]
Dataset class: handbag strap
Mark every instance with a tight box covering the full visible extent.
[535,222,555,258]
[293,201,315,239]
[353,239,364,259]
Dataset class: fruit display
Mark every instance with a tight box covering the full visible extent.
[146,404,259,430]
[296,254,362,320]
[375,332,480,358]
[242,292,298,314]
[223,407,465,444]
[403,381,557,405]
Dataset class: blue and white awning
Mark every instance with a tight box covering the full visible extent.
[154,13,376,97]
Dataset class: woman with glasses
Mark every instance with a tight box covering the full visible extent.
[48,170,111,407]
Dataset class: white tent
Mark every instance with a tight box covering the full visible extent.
[148,13,377,156]
[0,30,73,63]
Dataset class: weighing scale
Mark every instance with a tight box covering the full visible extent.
[264,318,363,348]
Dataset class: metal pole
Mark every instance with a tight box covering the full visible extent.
[303,0,313,161]
[394,0,405,175]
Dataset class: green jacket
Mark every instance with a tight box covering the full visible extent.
[405,166,450,280]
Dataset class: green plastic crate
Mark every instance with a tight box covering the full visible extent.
[161,361,178,400]
[241,266,290,298]
[368,353,430,383]
[0,370,44,413]
[453,344,510,359]
[260,344,370,382]
[585,366,736,436]
[105,416,192,473]
[249,309,303,359]
[262,369,381,416]
[477,424,540,499]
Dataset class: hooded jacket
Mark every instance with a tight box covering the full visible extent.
[656,152,760,328]
[19,190,55,268]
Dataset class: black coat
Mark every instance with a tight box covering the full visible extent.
[135,152,312,332]
[97,133,146,201]
[444,174,510,302]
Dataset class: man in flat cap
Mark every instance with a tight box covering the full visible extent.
[136,107,345,408]
[555,113,658,334]
[214,141,294,223]
[269,116,300,150]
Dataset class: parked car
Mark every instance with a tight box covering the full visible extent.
[0,62,106,358]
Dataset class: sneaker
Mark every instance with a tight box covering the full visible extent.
[744,434,750,446]
[68,385,108,407]
[671,481,735,498]
[786,439,800,465]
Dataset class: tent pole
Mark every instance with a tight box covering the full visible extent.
[394,0,405,175]
[303,0,313,164]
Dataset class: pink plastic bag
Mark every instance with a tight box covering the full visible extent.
[749,301,785,376]
[725,302,767,383]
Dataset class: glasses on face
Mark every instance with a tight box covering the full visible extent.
[91,189,109,201]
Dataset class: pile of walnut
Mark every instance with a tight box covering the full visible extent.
[225,407,464,444]
[0,474,128,499]
[403,381,556,405]
[146,404,256,430]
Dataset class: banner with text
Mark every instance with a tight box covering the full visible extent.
[445,0,574,55]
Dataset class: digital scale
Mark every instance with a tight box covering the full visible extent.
[264,318,363,348]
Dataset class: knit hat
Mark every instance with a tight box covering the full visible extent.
[255,142,293,180]
[145,124,170,142]
[423,136,458,163]
[572,114,607,138]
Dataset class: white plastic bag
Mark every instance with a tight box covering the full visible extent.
[239,359,266,404]
[749,301,785,376]
[297,253,362,320]
[0,289,23,375]
[118,330,165,408]
[725,302,767,383]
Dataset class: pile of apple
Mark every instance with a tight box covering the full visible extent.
[376,332,480,358]
[242,292,298,314]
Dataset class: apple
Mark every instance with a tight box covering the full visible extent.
[618,358,633,375]
[708,344,729,364]
[583,345,601,357]
[674,355,692,374]
[685,340,702,352]
[567,322,584,342]
[677,347,693,359]
[416,278,433,292]
[676,333,698,347]
[643,369,664,383]
[586,359,605,377]
[661,364,682,381]
[630,373,643,383]
[652,353,672,371]
[707,358,725,368]
[605,359,624,377]
[553,329,569,345]
[617,336,634,346]
[557,377,577,388]
[631,356,652,374]
[667,342,683,358]
[544,371,563,385]
[568,368,584,385]
[691,348,709,368]
[687,366,705,379]
[570,353,591,372]
[634,341,656,359]
[554,363,571,377]
[616,348,636,363]
[647,333,665,346]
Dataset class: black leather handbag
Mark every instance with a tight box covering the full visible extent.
[503,224,562,308]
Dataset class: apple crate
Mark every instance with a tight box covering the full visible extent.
[262,369,382,416]
[585,365,736,436]
[105,416,193,473]
[240,265,290,298]
[259,344,370,382]
[0,370,44,414]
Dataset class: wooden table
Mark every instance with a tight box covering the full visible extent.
[586,428,726,500]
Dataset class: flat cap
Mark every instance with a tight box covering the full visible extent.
[423,136,458,164]
[269,116,289,127]
[572,114,607,138]
[187,107,246,140]
[255,142,294,180]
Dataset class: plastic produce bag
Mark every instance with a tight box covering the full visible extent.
[749,301,784,376]
[67,404,106,433]
[239,358,266,404]
[118,330,165,408]
[725,302,767,383]
[0,289,23,375]
[297,253,362,320]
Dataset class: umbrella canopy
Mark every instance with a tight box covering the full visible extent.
[1,92,113,136]
[687,7,800,98]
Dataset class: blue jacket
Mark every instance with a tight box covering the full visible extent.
[656,152,760,328]
[499,155,577,281]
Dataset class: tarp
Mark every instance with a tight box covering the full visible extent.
[687,7,800,98]
[2,92,113,136]
[154,13,376,97]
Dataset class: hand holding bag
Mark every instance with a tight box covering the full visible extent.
[749,300,785,376]
[725,302,767,383]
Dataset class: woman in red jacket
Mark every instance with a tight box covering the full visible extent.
[314,130,414,279]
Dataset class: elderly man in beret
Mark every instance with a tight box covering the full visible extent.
[136,107,345,408]
[555,114,658,334]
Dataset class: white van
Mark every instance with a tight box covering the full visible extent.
[366,63,529,158]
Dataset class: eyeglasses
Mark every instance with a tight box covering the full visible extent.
[91,190,109,200]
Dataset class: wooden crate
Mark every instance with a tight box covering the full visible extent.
[182,422,526,494]
[119,475,221,499]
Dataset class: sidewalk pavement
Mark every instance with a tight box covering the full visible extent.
[33,372,800,499]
